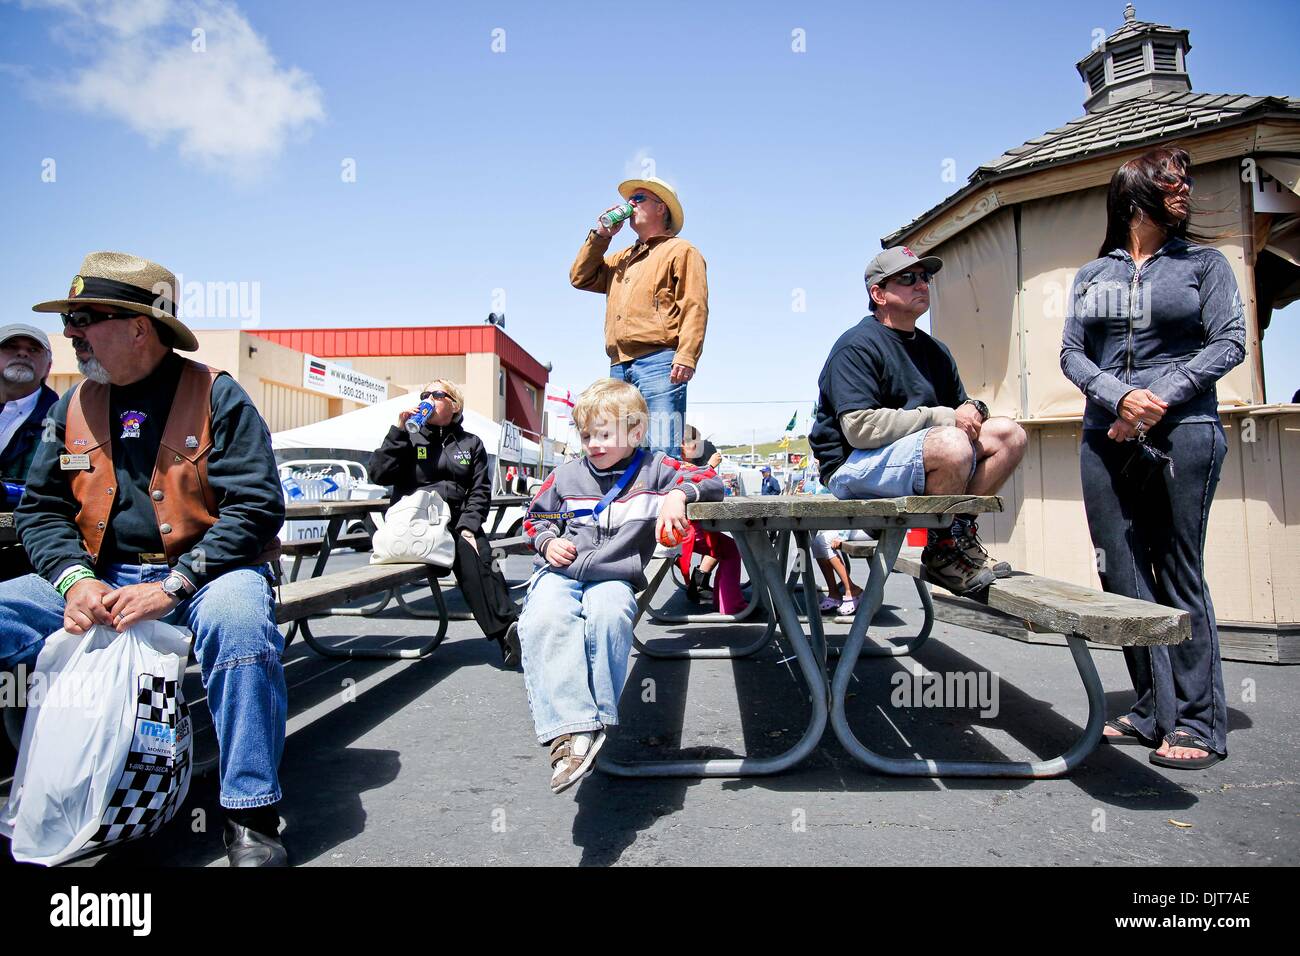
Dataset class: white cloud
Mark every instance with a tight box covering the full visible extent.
[15,0,324,174]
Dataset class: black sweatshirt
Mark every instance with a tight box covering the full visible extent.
[16,352,285,587]
[368,414,490,535]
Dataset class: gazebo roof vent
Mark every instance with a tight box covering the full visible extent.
[1076,4,1192,113]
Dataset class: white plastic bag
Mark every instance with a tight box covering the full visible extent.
[370,489,456,567]
[0,621,193,866]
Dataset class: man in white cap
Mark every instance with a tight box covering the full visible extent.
[809,246,1026,595]
[0,252,289,866]
[0,323,57,484]
[571,175,708,459]
[0,323,59,579]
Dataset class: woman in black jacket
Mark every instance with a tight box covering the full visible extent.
[369,380,519,666]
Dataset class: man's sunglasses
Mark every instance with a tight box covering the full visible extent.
[887,270,935,287]
[628,193,658,204]
[420,390,451,401]
[60,310,143,330]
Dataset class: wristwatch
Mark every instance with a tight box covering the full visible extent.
[963,399,990,422]
[161,571,194,602]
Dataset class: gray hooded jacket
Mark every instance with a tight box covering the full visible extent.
[1061,238,1246,430]
[524,450,723,590]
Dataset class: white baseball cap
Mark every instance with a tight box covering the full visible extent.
[0,323,53,352]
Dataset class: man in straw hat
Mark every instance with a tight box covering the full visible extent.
[0,252,290,866]
[808,246,1026,596]
[0,323,59,579]
[571,175,708,459]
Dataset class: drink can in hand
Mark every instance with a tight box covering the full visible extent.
[405,400,436,434]
[598,203,635,229]
[2,481,24,510]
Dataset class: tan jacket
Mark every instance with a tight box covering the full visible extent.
[570,230,708,369]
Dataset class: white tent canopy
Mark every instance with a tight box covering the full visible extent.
[271,394,560,465]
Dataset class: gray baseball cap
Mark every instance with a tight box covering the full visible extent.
[864,245,943,292]
[0,323,52,352]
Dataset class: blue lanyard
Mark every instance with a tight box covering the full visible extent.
[527,449,645,522]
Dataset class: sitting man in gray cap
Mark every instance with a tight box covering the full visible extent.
[0,323,59,579]
[809,246,1026,595]
[0,252,289,866]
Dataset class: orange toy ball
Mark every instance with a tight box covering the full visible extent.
[658,524,685,547]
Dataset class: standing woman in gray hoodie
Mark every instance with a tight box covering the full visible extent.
[1060,145,1245,769]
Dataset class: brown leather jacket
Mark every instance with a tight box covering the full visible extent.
[64,359,279,567]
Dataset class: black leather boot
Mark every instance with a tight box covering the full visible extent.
[688,568,714,604]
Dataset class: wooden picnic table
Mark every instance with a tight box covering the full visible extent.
[283,499,391,581]
[278,495,536,640]
[602,492,1189,781]
[600,494,1003,780]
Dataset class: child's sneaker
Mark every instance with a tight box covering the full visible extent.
[549,730,606,793]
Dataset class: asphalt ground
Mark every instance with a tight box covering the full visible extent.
[2,549,1296,868]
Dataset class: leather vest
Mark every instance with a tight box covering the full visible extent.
[64,359,278,567]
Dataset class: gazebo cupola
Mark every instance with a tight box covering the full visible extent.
[1076,4,1192,113]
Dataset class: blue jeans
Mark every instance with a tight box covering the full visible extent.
[0,563,287,809]
[1080,421,1228,755]
[517,570,638,743]
[610,348,686,459]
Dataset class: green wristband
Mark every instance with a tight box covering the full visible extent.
[56,567,96,597]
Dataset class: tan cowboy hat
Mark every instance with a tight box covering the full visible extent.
[31,251,199,351]
[617,176,684,235]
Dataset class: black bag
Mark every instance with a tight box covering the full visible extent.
[1119,433,1173,490]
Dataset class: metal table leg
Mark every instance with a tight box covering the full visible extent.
[599,528,828,778]
[854,575,934,658]
[633,549,777,661]
[296,570,450,660]
[828,528,1105,777]
[643,531,762,625]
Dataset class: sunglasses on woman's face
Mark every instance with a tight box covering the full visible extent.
[1157,170,1194,191]
[888,270,934,287]
[60,310,141,330]
[420,390,450,401]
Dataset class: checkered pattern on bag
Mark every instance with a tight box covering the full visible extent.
[84,673,192,849]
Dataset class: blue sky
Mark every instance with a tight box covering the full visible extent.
[2,0,1297,444]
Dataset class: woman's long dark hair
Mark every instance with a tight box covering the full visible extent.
[1097,145,1208,258]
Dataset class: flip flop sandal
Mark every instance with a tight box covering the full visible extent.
[1148,730,1225,770]
[1102,717,1157,747]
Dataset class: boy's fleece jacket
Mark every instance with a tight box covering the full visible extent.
[524,450,723,590]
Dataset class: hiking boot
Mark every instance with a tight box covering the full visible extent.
[549,730,605,793]
[954,521,1012,578]
[921,538,996,595]
[687,568,714,604]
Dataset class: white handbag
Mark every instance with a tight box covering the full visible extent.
[370,489,457,568]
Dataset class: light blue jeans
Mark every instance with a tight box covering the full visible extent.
[0,563,287,809]
[828,426,976,499]
[610,347,686,459]
[517,570,638,743]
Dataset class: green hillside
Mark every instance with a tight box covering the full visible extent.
[718,436,812,459]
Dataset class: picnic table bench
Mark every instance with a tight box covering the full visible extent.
[600,493,1191,781]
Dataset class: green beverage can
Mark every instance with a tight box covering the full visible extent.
[598,203,635,229]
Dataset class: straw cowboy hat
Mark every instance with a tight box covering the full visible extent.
[617,176,684,235]
[31,251,199,352]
